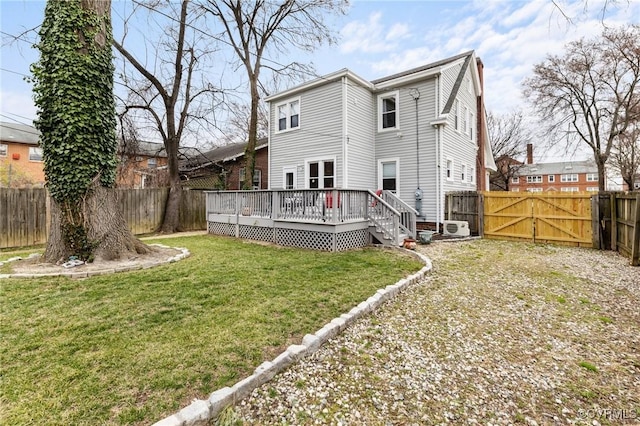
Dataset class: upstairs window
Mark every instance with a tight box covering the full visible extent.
[0,143,7,156]
[512,176,520,183]
[469,112,474,141]
[586,173,598,182]
[276,98,300,132]
[147,158,157,169]
[29,147,43,162]
[527,175,542,183]
[461,163,466,181]
[548,175,555,183]
[378,91,399,131]
[561,174,578,182]
[454,100,460,131]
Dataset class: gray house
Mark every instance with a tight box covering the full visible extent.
[266,50,496,227]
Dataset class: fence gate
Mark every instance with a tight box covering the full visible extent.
[482,192,592,247]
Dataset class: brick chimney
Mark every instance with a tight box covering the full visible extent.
[526,143,533,164]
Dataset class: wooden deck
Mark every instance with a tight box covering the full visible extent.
[205,189,417,251]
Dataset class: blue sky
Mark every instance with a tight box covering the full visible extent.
[1,0,638,159]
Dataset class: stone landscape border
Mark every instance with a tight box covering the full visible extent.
[0,244,190,279]
[152,248,433,426]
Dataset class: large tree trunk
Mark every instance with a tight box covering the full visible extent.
[243,75,260,190]
[44,180,149,263]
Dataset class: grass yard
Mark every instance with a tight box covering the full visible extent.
[0,235,422,425]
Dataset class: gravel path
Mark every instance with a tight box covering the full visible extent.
[234,240,640,425]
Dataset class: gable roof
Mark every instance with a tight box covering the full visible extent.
[180,138,268,171]
[371,50,474,85]
[265,51,480,102]
[0,122,40,145]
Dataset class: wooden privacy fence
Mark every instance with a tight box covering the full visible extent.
[445,191,640,264]
[592,192,640,266]
[0,188,207,249]
[482,192,593,247]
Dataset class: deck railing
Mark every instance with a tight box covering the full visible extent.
[206,189,415,241]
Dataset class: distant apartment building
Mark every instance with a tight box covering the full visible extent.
[510,144,600,192]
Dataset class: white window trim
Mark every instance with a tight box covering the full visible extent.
[305,157,337,189]
[29,147,43,162]
[586,173,598,182]
[561,174,578,183]
[377,90,399,133]
[0,143,7,157]
[275,97,301,134]
[548,175,555,183]
[283,166,297,190]
[463,105,469,135]
[377,158,400,193]
[528,187,543,192]
[454,100,460,132]
[446,158,454,181]
[527,175,542,183]
[511,176,519,183]
[469,166,475,183]
[461,162,467,182]
[560,187,579,192]
[587,187,599,192]
[469,111,475,142]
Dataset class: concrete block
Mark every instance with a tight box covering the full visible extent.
[208,387,234,417]
[330,316,347,332]
[231,374,262,401]
[356,300,372,314]
[366,293,383,310]
[315,322,340,343]
[286,344,308,360]
[302,333,321,353]
[340,313,355,327]
[176,399,210,426]
[253,360,279,384]
[271,351,294,371]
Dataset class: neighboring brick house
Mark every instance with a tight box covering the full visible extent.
[0,122,44,188]
[180,139,268,190]
[116,140,169,189]
[510,145,600,192]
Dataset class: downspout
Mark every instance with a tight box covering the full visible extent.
[266,100,272,190]
[435,75,441,232]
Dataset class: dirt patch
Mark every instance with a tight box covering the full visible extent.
[4,244,186,277]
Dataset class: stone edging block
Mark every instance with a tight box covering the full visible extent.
[0,246,191,279]
[151,247,432,426]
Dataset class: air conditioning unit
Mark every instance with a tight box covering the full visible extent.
[443,220,470,237]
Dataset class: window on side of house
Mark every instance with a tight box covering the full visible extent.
[461,163,466,182]
[285,172,294,189]
[511,187,520,192]
[548,175,555,183]
[526,175,542,183]
[587,187,599,192]
[586,173,598,182]
[469,112,474,141]
[462,106,469,135]
[561,174,578,182]
[446,158,453,181]
[454,100,460,131]
[511,176,519,183]
[469,166,475,183]
[378,91,399,131]
[147,157,157,169]
[252,169,262,190]
[239,167,246,184]
[307,159,334,189]
[0,143,7,156]
[528,187,543,192]
[29,147,43,162]
[276,98,300,132]
[560,187,579,192]
[379,160,398,192]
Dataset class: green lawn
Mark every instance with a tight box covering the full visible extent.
[0,235,422,425]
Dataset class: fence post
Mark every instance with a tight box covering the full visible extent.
[478,192,485,238]
[610,192,618,252]
[631,193,640,266]
[591,195,601,249]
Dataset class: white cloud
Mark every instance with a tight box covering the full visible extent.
[339,12,414,55]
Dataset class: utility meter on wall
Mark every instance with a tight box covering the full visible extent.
[414,188,423,200]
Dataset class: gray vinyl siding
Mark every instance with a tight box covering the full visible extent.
[269,81,344,189]
[375,78,438,220]
[441,64,480,195]
[344,78,375,189]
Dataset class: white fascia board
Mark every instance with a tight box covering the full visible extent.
[265,69,372,102]
[373,67,442,91]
